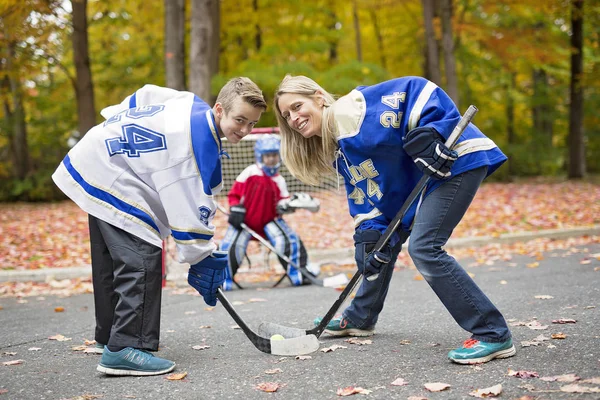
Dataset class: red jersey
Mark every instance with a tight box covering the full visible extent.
[228,163,289,237]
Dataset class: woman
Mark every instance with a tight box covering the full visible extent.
[273,75,515,364]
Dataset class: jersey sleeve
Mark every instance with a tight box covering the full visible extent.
[100,85,191,119]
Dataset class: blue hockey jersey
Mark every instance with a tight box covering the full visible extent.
[330,76,507,238]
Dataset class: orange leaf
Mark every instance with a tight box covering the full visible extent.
[54,306,64,312]
[166,371,188,380]
[255,382,280,392]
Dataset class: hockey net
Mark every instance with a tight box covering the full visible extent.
[214,128,352,274]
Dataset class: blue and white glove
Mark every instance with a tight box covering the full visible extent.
[353,230,393,279]
[403,127,458,179]
[188,251,228,306]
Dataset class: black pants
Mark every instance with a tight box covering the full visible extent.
[89,215,162,351]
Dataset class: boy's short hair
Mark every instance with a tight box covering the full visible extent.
[216,77,267,113]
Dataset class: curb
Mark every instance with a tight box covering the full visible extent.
[1,225,598,284]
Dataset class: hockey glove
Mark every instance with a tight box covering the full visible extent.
[228,205,246,229]
[353,229,393,279]
[188,251,228,306]
[276,199,293,215]
[403,127,458,179]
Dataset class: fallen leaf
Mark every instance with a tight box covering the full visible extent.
[321,344,348,352]
[166,371,187,381]
[424,382,450,392]
[264,368,282,375]
[84,339,96,346]
[336,386,371,396]
[295,355,312,360]
[198,325,211,329]
[2,360,23,366]
[345,338,372,345]
[184,311,196,315]
[391,377,408,386]
[552,318,576,324]
[551,332,567,339]
[28,347,41,351]
[248,298,267,303]
[540,374,580,382]
[469,383,502,398]
[534,295,554,299]
[230,325,240,330]
[0,389,7,394]
[526,262,539,268]
[407,397,428,400]
[48,334,71,341]
[255,382,280,392]
[191,345,210,350]
[232,301,245,306]
[399,339,411,345]
[525,321,548,330]
[2,352,16,356]
[54,306,65,312]
[508,369,539,378]
[560,384,600,393]
[72,345,88,351]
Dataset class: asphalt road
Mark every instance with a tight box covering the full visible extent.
[1,241,599,400]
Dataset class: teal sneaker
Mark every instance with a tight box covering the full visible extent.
[448,338,516,364]
[97,347,175,376]
[92,343,105,354]
[313,315,375,337]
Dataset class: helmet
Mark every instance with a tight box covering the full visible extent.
[254,134,281,176]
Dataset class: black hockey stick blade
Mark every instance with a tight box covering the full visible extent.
[216,288,320,356]
[258,270,363,339]
[366,105,479,282]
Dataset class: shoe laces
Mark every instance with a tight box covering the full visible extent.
[123,348,153,366]
[463,338,479,348]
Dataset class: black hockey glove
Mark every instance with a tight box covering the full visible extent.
[353,229,393,279]
[228,205,246,229]
[403,127,458,179]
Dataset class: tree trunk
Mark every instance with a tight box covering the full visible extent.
[352,0,362,62]
[532,68,553,148]
[3,42,29,180]
[190,0,220,102]
[422,0,441,84]
[568,0,585,178]
[165,0,186,90]
[506,72,516,177]
[71,0,96,136]
[440,0,459,107]
[253,0,261,51]
[369,8,386,68]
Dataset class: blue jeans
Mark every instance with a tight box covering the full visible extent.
[343,166,511,343]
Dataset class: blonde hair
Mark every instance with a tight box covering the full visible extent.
[216,77,267,112]
[274,75,338,186]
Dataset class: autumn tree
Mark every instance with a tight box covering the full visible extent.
[568,0,585,178]
[71,0,96,137]
[164,0,186,90]
[189,0,220,102]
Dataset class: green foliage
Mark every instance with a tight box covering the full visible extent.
[1,0,599,202]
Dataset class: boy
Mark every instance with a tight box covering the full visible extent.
[52,77,267,376]
[220,134,320,289]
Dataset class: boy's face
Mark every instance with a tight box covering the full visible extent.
[215,98,263,144]
[262,152,280,167]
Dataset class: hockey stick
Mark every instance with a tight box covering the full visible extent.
[216,203,348,288]
[216,288,320,356]
[258,105,478,339]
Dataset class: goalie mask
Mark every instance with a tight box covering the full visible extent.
[254,134,281,177]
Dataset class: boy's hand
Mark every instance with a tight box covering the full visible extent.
[188,251,228,306]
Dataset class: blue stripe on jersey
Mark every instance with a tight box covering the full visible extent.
[129,92,137,108]
[62,154,160,233]
[171,230,213,241]
[190,97,223,195]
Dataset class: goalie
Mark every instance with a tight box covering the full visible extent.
[220,134,320,289]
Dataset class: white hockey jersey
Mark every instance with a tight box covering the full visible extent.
[52,85,225,265]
